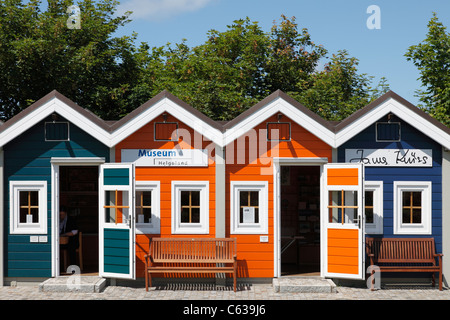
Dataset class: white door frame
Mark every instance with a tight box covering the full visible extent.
[50,157,105,277]
[273,157,329,278]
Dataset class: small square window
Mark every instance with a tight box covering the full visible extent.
[394,181,431,235]
[376,122,400,142]
[154,122,178,141]
[172,181,209,234]
[45,122,69,141]
[230,181,268,234]
[364,181,383,234]
[135,181,160,234]
[10,181,47,234]
[267,122,291,141]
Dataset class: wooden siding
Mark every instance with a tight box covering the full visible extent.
[338,114,443,252]
[4,116,110,278]
[327,228,359,275]
[226,114,332,278]
[115,113,216,278]
[103,228,130,274]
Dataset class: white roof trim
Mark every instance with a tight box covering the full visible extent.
[109,97,224,147]
[334,98,450,150]
[0,97,111,147]
[223,97,335,147]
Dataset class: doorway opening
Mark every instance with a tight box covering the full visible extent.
[59,166,99,275]
[280,166,321,276]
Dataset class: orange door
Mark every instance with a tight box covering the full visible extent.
[322,164,364,280]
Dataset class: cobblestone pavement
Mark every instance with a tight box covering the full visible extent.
[0,282,449,300]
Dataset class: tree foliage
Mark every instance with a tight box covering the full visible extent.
[0,2,389,122]
[405,13,450,127]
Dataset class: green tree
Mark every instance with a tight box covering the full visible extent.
[405,13,450,127]
[296,50,389,121]
[0,0,139,120]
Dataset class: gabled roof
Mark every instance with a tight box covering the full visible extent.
[108,90,224,147]
[333,91,450,149]
[0,89,448,151]
[222,90,336,147]
[0,90,112,147]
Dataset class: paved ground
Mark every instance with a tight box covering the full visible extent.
[1,281,449,300]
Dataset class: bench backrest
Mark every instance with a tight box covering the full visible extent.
[149,238,237,264]
[366,238,437,265]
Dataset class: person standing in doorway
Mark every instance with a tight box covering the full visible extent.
[59,205,80,268]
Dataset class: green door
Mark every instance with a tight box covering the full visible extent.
[99,163,135,279]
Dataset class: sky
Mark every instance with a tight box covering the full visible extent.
[112,0,450,107]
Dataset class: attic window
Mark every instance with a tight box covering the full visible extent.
[154,122,178,141]
[267,122,291,141]
[45,122,69,141]
[376,122,400,142]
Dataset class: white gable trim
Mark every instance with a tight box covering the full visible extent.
[334,98,450,150]
[223,97,335,147]
[109,97,224,147]
[0,97,111,147]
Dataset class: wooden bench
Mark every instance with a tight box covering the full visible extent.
[366,237,443,290]
[144,238,238,292]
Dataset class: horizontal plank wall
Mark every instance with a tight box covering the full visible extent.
[115,114,216,278]
[4,116,110,278]
[338,114,443,252]
[226,114,332,278]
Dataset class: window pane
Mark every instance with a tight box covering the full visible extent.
[104,190,129,224]
[240,191,249,206]
[412,209,422,224]
[19,191,39,224]
[402,208,411,224]
[365,208,374,224]
[191,207,200,223]
[412,192,421,206]
[328,190,358,224]
[365,191,373,206]
[181,191,190,205]
[191,191,200,206]
[249,191,259,207]
[181,207,190,223]
[142,208,152,224]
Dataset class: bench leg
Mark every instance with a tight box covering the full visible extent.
[439,271,443,291]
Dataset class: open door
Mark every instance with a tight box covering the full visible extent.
[99,163,135,279]
[322,163,364,280]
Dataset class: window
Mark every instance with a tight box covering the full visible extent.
[154,122,178,141]
[230,181,268,234]
[103,189,130,225]
[394,181,432,234]
[364,181,383,234]
[136,181,160,234]
[376,122,400,142]
[172,181,209,234]
[267,122,291,141]
[45,122,69,141]
[10,181,47,234]
[327,190,358,224]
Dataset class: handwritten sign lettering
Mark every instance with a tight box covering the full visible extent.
[345,149,432,167]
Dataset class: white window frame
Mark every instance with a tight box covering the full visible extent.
[135,181,160,234]
[364,181,383,235]
[10,180,48,234]
[171,181,209,234]
[230,181,268,234]
[393,181,432,235]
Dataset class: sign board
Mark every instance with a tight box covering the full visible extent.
[121,149,208,167]
[242,207,255,223]
[345,149,432,167]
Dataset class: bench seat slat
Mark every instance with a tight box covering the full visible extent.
[366,237,443,291]
[145,238,238,292]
